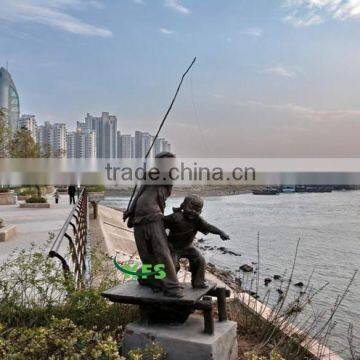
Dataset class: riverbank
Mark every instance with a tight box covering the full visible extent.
[91,203,344,360]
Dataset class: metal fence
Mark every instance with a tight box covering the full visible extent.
[49,188,89,289]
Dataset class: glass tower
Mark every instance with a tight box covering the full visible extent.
[0,67,20,132]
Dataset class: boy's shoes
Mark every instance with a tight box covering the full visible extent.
[163,288,184,298]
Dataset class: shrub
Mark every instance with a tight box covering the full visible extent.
[0,317,122,360]
[245,351,285,360]
[0,188,10,193]
[0,240,139,358]
[17,188,37,196]
[86,185,106,193]
[126,342,166,360]
[25,197,47,204]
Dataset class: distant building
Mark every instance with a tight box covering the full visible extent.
[84,112,117,158]
[134,131,143,158]
[134,131,171,158]
[67,128,96,158]
[118,133,133,158]
[154,138,171,155]
[51,123,67,157]
[37,121,66,157]
[141,132,155,158]
[18,114,37,141]
[36,121,52,156]
[66,132,76,158]
[0,67,20,132]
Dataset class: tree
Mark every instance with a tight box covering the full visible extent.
[9,127,39,158]
[0,107,11,158]
[9,127,43,197]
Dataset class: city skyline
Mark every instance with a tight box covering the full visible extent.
[1,64,172,158]
[2,1,360,156]
[27,112,172,159]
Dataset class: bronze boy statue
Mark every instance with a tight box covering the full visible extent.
[164,194,230,289]
[123,152,183,298]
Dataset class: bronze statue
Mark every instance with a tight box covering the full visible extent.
[164,195,230,289]
[123,152,183,298]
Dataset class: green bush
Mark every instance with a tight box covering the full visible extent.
[0,317,122,360]
[25,197,47,204]
[245,351,285,360]
[0,240,140,358]
[86,185,106,193]
[126,343,166,360]
[17,188,37,196]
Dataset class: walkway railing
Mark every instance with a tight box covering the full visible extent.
[49,188,89,289]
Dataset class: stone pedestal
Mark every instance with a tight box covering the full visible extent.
[0,192,16,205]
[0,225,17,242]
[123,315,238,360]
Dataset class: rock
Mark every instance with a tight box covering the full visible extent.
[239,264,254,273]
[226,250,241,257]
[218,246,226,252]
[245,290,257,297]
[264,278,272,286]
[277,289,284,295]
[294,282,304,288]
[197,238,205,243]
[273,275,282,280]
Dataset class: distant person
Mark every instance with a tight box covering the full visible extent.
[54,189,60,204]
[68,185,76,205]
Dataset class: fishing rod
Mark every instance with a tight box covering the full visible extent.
[125,57,197,213]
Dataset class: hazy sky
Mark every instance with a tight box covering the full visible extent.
[1,0,360,157]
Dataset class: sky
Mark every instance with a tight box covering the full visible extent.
[1,0,360,157]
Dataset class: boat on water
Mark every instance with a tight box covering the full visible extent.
[252,187,280,195]
[281,185,296,193]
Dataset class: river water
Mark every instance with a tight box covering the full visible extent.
[103,191,360,358]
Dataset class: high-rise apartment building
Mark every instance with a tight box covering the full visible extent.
[36,121,66,157]
[67,128,96,159]
[18,114,37,141]
[84,112,117,158]
[117,133,133,158]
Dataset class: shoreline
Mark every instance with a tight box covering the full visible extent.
[104,185,254,198]
[104,186,359,199]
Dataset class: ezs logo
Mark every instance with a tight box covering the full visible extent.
[113,257,166,280]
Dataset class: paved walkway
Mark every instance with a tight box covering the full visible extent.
[0,193,74,263]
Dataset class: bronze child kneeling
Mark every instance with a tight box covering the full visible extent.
[164,194,230,289]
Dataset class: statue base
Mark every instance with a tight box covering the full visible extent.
[123,314,238,360]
